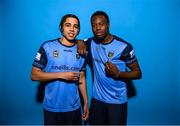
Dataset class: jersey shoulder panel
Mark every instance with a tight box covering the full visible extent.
[113,35,137,64]
[41,38,59,48]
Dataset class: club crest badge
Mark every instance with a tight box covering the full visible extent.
[53,50,59,58]
[108,51,114,58]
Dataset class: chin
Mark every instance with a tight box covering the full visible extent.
[95,36,105,41]
[66,37,75,41]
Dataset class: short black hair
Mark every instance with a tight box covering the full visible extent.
[91,11,109,23]
[59,14,80,33]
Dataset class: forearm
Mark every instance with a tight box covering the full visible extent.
[79,75,89,121]
[116,61,142,80]
[31,67,63,82]
[78,73,88,104]
[79,84,88,105]
[117,70,142,80]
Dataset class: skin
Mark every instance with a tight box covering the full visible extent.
[31,17,89,121]
[92,15,142,79]
[78,14,142,80]
[61,17,79,46]
[91,15,113,44]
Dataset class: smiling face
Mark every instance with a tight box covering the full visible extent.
[91,15,110,41]
[61,17,80,41]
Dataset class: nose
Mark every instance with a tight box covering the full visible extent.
[70,26,75,31]
[95,24,101,31]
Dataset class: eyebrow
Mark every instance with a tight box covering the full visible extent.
[64,22,79,26]
[64,22,71,25]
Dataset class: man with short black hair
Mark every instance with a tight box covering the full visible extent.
[78,11,142,125]
[31,14,88,125]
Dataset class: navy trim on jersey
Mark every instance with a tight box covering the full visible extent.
[32,38,86,112]
[58,38,77,48]
[32,46,47,70]
[84,35,137,104]
[113,35,137,65]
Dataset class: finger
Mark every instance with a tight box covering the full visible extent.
[82,109,88,115]
[84,113,89,120]
[82,117,87,121]
[73,72,81,74]
[105,63,110,70]
[74,75,79,79]
[109,63,115,68]
[82,114,88,120]
[105,67,109,73]
[73,72,81,77]
[72,76,79,81]
[73,78,79,81]
[79,49,83,55]
[106,61,112,66]
[108,62,116,68]
[77,46,82,54]
[83,47,87,55]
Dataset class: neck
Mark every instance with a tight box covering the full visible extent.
[101,34,113,44]
[60,38,75,46]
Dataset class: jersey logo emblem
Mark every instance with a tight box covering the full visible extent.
[53,50,59,57]
[35,52,41,61]
[76,53,80,59]
[130,50,134,58]
[108,51,114,58]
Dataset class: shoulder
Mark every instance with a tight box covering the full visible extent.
[83,37,94,47]
[113,35,133,47]
[41,38,59,47]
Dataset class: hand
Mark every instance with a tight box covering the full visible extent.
[77,40,87,55]
[82,103,89,121]
[105,61,120,79]
[60,72,80,81]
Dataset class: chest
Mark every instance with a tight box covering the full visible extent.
[44,44,84,68]
[91,41,126,63]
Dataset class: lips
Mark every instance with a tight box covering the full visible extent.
[68,33,75,37]
[95,32,103,36]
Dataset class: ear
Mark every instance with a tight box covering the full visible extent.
[108,23,110,28]
[60,28,63,33]
[77,29,80,35]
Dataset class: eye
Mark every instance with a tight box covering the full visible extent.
[64,23,71,27]
[74,24,79,29]
[99,22,105,26]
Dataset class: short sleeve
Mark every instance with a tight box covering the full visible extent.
[32,46,47,70]
[120,43,137,65]
[81,60,86,72]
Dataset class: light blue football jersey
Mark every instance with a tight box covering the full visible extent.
[33,38,86,112]
[86,36,137,104]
